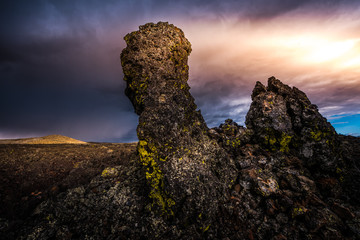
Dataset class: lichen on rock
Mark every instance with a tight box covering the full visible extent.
[121,22,237,231]
[246,76,341,173]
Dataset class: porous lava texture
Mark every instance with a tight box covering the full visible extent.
[211,77,360,239]
[4,22,359,240]
[121,21,237,235]
[246,77,341,174]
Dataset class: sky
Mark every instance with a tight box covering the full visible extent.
[0,0,360,142]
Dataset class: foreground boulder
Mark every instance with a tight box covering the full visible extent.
[3,22,359,240]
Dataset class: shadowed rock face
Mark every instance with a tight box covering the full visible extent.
[121,22,237,228]
[246,77,341,173]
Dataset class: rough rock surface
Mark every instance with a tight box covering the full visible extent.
[211,127,359,239]
[246,77,340,169]
[2,22,360,240]
[120,21,237,235]
[245,77,359,202]
[212,78,360,239]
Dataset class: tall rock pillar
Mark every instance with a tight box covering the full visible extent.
[121,22,236,232]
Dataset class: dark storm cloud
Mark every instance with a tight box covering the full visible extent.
[0,0,140,141]
[1,0,359,141]
[136,0,360,21]
[189,76,252,128]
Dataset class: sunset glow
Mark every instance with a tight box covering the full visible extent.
[307,39,355,63]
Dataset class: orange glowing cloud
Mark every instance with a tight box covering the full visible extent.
[175,9,360,124]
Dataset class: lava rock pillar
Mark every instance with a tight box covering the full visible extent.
[121,22,236,231]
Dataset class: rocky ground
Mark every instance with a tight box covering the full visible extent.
[1,22,359,239]
[0,142,137,239]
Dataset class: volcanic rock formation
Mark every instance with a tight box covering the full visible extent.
[120,22,237,232]
[246,77,341,173]
[4,22,359,240]
[211,78,360,239]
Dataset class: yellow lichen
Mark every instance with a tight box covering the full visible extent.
[138,140,175,216]
[225,138,241,148]
[101,167,118,178]
[279,133,292,153]
[73,162,80,168]
[263,128,292,152]
[310,130,322,142]
[264,133,277,150]
[292,207,307,218]
[336,167,345,182]
[200,224,211,233]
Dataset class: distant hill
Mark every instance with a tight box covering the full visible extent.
[0,134,87,144]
